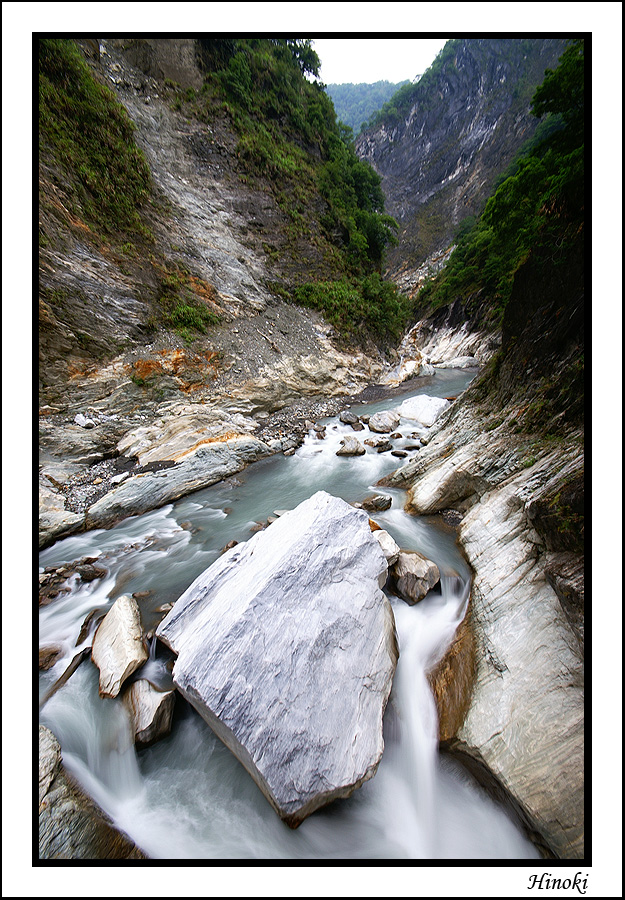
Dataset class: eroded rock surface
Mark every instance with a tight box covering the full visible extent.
[157,491,398,827]
[91,595,148,697]
[391,550,440,604]
[122,678,175,747]
[39,725,146,859]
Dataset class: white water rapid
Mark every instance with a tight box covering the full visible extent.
[38,369,540,859]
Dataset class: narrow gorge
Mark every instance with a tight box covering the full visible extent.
[38,37,585,862]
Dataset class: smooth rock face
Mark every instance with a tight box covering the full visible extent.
[368,409,401,433]
[456,472,584,858]
[39,726,146,859]
[391,550,440,604]
[86,437,271,529]
[372,529,401,567]
[122,679,175,747]
[91,595,148,698]
[157,491,397,827]
[399,395,450,427]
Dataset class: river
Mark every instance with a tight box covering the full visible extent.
[38,369,540,859]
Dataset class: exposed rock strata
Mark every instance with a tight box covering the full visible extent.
[382,396,584,858]
[85,435,272,530]
[39,725,146,859]
[356,38,567,291]
[157,491,398,827]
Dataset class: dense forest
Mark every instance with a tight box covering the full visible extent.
[325,80,410,135]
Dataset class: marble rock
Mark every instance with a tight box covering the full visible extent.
[399,395,450,427]
[372,529,401,566]
[391,550,440,604]
[122,679,175,747]
[85,437,271,529]
[336,436,366,456]
[455,471,584,858]
[368,409,401,433]
[157,491,398,827]
[91,595,148,698]
[39,726,146,859]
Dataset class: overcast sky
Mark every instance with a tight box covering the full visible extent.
[312,38,449,85]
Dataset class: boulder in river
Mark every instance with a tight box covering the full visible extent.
[391,550,440,604]
[122,679,176,747]
[91,595,148,698]
[361,494,393,512]
[368,409,401,433]
[157,491,398,828]
[398,395,450,427]
[336,436,366,456]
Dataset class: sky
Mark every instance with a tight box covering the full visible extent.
[312,37,449,85]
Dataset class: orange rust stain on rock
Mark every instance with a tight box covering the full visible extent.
[133,359,165,380]
[171,432,246,461]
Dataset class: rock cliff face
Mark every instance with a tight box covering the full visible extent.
[356,38,567,292]
[382,236,584,858]
[38,39,387,548]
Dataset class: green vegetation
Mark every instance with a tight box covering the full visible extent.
[325,81,410,134]
[156,262,222,339]
[414,39,584,322]
[39,39,152,239]
[171,38,404,342]
[367,42,462,130]
[293,273,412,340]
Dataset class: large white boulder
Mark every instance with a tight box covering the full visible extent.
[157,491,398,827]
[399,394,450,427]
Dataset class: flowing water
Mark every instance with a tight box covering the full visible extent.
[38,369,540,859]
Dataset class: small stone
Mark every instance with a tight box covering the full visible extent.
[339,410,359,425]
[391,450,408,458]
[222,540,238,553]
[74,413,96,429]
[361,494,393,512]
[284,448,296,457]
[155,602,174,614]
[93,478,103,485]
[132,591,151,600]
[372,529,401,566]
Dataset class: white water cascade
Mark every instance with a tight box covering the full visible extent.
[38,369,540,860]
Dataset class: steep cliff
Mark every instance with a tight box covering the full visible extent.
[38,38,392,547]
[356,38,567,292]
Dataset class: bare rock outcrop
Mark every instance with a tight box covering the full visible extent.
[157,491,398,828]
[39,725,146,859]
